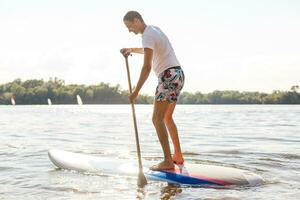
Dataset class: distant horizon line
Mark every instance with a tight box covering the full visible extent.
[1,78,299,95]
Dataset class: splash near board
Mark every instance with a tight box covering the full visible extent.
[48,149,263,187]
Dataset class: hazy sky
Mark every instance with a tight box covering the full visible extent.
[1,0,299,94]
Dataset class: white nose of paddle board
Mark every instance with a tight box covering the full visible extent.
[48,149,264,187]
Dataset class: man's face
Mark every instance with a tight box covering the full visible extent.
[124,19,139,35]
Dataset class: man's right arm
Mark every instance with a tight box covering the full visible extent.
[130,48,144,54]
[120,48,144,57]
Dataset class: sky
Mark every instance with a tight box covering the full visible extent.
[0,0,299,94]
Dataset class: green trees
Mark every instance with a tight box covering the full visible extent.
[177,89,300,104]
[0,78,152,105]
[0,79,299,104]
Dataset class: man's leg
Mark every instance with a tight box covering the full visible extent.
[164,102,184,164]
[150,100,174,170]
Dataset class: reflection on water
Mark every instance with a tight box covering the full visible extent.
[137,183,182,200]
[160,184,183,200]
[0,105,299,199]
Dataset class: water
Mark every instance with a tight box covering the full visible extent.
[0,105,299,199]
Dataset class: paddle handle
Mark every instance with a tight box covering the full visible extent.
[125,56,144,172]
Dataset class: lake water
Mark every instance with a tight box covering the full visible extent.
[0,105,299,199]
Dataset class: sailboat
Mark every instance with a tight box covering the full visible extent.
[76,95,83,105]
[47,98,52,105]
[11,97,16,105]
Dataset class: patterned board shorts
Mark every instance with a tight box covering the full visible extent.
[155,66,185,103]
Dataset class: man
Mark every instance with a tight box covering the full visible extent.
[120,11,185,171]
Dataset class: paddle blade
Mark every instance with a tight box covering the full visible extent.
[137,172,147,187]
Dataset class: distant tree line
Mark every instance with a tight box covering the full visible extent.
[0,78,299,104]
[0,78,153,105]
[178,86,300,104]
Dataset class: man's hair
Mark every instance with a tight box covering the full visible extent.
[123,11,144,23]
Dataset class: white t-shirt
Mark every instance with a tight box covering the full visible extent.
[142,25,180,76]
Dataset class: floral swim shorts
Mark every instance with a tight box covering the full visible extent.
[155,66,185,103]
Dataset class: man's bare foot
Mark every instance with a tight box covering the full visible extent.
[172,154,184,165]
[150,160,175,171]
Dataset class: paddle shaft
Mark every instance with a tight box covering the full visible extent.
[124,57,144,173]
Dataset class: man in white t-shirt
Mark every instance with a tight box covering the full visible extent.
[120,11,185,171]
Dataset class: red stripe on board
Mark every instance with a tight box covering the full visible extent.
[163,168,232,186]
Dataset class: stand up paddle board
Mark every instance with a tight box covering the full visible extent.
[48,149,263,187]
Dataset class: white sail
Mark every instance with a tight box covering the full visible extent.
[76,95,83,105]
[11,97,16,105]
[47,98,52,105]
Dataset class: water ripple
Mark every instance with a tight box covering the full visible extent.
[0,105,299,199]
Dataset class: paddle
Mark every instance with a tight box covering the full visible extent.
[124,56,147,187]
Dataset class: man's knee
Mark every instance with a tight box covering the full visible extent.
[164,115,173,125]
[152,113,164,126]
